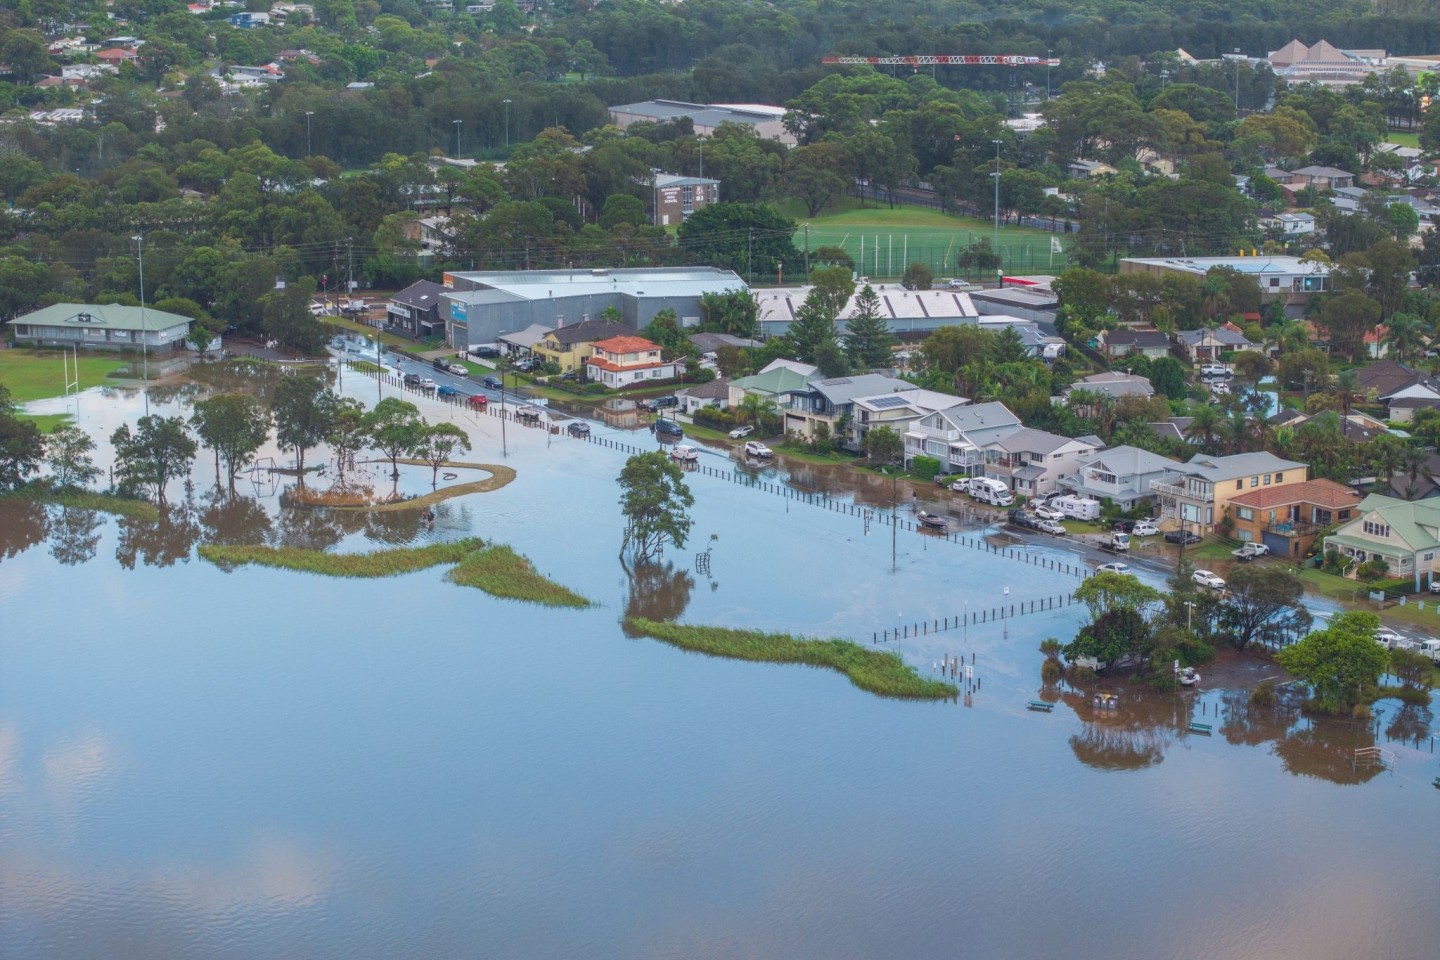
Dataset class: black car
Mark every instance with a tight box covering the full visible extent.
[481,375,503,390]
[472,346,501,359]
[648,395,679,410]
[432,357,448,371]
[1006,508,1039,530]
[566,421,591,437]
[1113,519,1136,533]
[403,373,422,387]
[1164,530,1201,545]
[653,419,683,439]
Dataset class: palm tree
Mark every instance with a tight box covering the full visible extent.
[738,393,777,431]
[1368,434,1407,492]
[1400,447,1434,500]
[1385,312,1426,362]
[1222,410,1251,454]
[1334,368,1360,420]
[1185,403,1223,453]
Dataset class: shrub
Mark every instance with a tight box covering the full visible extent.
[1355,558,1390,582]
[1041,659,1064,683]
[1250,679,1277,707]
[911,455,942,480]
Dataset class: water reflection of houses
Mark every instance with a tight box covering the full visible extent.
[593,398,647,430]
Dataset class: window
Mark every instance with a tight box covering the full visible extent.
[1275,472,1284,483]
[1250,476,1259,487]
[1263,474,1271,485]
[1363,520,1390,538]
[1094,471,1117,485]
[1236,480,1244,491]
[1237,507,1254,520]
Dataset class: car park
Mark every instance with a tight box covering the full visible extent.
[436,385,458,398]
[565,421,590,437]
[1192,569,1226,589]
[1164,530,1200,545]
[1096,562,1132,575]
[743,440,773,459]
[1033,505,1063,521]
[1036,519,1066,535]
[481,375,502,389]
[729,425,755,439]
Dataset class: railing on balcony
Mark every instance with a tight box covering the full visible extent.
[1266,520,1325,538]
[1148,480,1189,500]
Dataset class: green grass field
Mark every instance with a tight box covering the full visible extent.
[1384,131,1420,148]
[0,350,128,403]
[16,413,73,432]
[781,199,1072,280]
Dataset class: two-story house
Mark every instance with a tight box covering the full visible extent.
[584,335,681,389]
[1325,494,1440,591]
[385,280,447,340]
[727,360,818,415]
[1152,452,1308,533]
[849,388,966,452]
[1231,479,1361,561]
[1056,445,1184,510]
[532,319,636,373]
[982,429,1101,499]
[782,373,913,447]
[903,401,1023,477]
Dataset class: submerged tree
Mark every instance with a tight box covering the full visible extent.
[415,421,472,486]
[365,397,426,478]
[43,424,101,489]
[0,384,43,491]
[270,375,335,478]
[1275,611,1390,714]
[618,451,694,565]
[110,415,198,504]
[190,393,271,492]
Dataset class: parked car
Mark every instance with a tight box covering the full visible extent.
[1033,505,1063,521]
[467,394,488,410]
[448,363,469,377]
[1165,530,1201,545]
[1112,519,1136,533]
[1096,562,1132,575]
[471,346,501,359]
[653,419,683,439]
[1430,580,1440,594]
[559,371,579,381]
[1192,569,1226,589]
[1006,509,1039,530]
[669,444,699,463]
[403,373,422,387]
[1036,519,1067,535]
[648,396,679,410]
[565,421,590,437]
[432,357,448,372]
[419,378,438,393]
[1131,520,1160,537]
[512,358,537,372]
[1232,542,1270,560]
[436,384,458,398]
[481,375,503,390]
[743,440,773,459]
[1375,628,1406,647]
[729,425,755,439]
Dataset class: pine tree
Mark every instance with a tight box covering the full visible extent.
[843,285,895,369]
[787,290,839,366]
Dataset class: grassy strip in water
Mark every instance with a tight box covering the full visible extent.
[199,538,482,577]
[2,483,159,521]
[624,617,958,700]
[321,463,516,512]
[447,545,591,608]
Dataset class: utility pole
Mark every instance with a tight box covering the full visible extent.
[503,98,512,149]
[803,224,810,275]
[1233,49,1242,111]
[747,228,753,283]
[133,234,148,416]
[991,139,1002,272]
[453,118,462,159]
[305,111,314,156]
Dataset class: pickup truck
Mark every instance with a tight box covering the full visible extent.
[1098,532,1131,553]
[1232,543,1270,560]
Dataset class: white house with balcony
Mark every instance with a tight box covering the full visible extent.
[903,401,1022,476]
[1056,445,1184,510]
[583,335,681,389]
[982,429,1101,499]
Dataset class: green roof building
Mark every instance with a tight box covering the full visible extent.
[9,302,194,351]
[1325,493,1440,591]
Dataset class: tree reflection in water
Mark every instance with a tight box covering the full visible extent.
[621,561,696,636]
[115,504,202,569]
[1381,702,1432,749]
[0,500,48,561]
[1061,687,1196,771]
[48,506,103,566]
[1218,688,1299,748]
[1274,720,1386,785]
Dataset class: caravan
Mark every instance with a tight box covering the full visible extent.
[1052,495,1102,520]
[966,477,1015,507]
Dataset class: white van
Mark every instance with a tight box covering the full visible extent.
[1052,495,1101,520]
[968,477,1014,506]
[1200,364,1231,379]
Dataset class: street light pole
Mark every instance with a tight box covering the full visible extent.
[503,98,512,149]
[305,111,314,156]
[991,139,1002,269]
[132,234,148,416]
[453,118,462,159]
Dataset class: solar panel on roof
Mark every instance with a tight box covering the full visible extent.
[868,396,909,409]
[820,377,852,385]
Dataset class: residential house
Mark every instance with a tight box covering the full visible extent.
[1056,445,1184,510]
[982,429,1101,498]
[727,360,819,418]
[849,388,966,452]
[1175,323,1257,364]
[497,323,551,358]
[1064,372,1155,402]
[688,332,761,356]
[532,319,636,373]
[1353,358,1440,422]
[783,373,914,447]
[903,401,1023,476]
[1152,452,1309,533]
[8,302,193,351]
[1231,479,1361,561]
[1147,417,1194,445]
[1271,408,1389,444]
[1120,256,1330,318]
[1325,494,1440,590]
[1259,212,1316,236]
[584,336,681,389]
[1285,164,1356,190]
[676,377,730,415]
[1069,159,1117,178]
[385,280,447,340]
[1100,328,1170,360]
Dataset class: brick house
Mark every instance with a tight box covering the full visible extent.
[1229,478,1361,561]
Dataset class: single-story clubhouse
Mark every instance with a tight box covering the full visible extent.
[8,302,194,351]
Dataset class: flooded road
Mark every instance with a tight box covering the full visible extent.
[2,376,1437,960]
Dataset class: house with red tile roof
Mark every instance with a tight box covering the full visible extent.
[584,335,681,389]
[1229,479,1361,561]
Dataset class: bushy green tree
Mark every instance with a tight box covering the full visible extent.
[0,385,44,492]
[618,451,694,564]
[110,415,197,504]
[1275,611,1390,714]
[190,394,271,493]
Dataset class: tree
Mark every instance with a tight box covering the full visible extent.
[788,290,840,366]
[640,308,690,361]
[1149,356,1187,400]
[1315,290,1380,362]
[956,238,1002,280]
[415,422,472,486]
[1074,570,1164,623]
[738,393,778,433]
[110,416,197,504]
[901,262,933,291]
[1275,611,1391,714]
[258,276,328,354]
[270,376,335,478]
[1232,351,1272,387]
[618,451,694,565]
[677,202,802,279]
[809,265,855,317]
[43,425,101,489]
[190,394,271,493]
[365,398,426,479]
[1217,565,1311,650]
[0,385,44,491]
[843,284,895,370]
[325,397,368,484]
[863,425,903,464]
[785,142,849,217]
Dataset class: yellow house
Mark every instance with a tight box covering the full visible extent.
[1151,452,1309,533]
[531,319,635,373]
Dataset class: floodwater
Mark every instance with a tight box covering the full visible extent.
[2,378,1438,960]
